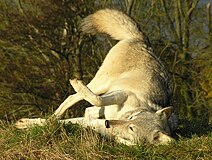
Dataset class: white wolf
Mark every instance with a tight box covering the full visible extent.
[15,9,177,145]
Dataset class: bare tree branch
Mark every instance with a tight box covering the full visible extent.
[160,0,182,51]
[125,0,135,16]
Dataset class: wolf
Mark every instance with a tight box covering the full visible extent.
[15,8,177,145]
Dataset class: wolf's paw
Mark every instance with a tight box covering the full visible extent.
[70,79,86,94]
[15,118,46,129]
[70,79,98,105]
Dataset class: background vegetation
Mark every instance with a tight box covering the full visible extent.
[0,0,211,159]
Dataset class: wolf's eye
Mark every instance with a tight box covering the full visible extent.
[129,115,136,120]
[153,134,159,141]
[129,126,134,132]
[153,131,160,141]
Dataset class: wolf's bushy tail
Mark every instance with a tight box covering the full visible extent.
[80,9,144,41]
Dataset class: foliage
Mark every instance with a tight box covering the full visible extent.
[0,0,97,119]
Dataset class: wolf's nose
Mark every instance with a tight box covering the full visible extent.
[105,120,110,128]
[157,132,174,145]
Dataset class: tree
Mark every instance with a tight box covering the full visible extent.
[128,0,211,121]
[0,0,211,124]
[0,0,96,119]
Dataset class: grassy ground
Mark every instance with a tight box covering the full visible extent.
[0,120,211,160]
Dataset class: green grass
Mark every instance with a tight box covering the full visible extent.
[0,120,211,160]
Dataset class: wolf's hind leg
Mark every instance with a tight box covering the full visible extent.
[70,79,128,106]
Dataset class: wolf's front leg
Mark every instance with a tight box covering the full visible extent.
[15,118,46,129]
[59,117,110,135]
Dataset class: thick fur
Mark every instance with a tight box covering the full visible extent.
[81,9,173,111]
[80,9,144,40]
[15,9,177,145]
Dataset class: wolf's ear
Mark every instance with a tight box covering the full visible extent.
[156,106,173,118]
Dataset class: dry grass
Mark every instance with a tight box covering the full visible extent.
[0,120,211,160]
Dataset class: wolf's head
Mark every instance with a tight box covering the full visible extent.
[105,106,174,145]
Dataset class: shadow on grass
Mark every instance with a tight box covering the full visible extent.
[175,118,212,138]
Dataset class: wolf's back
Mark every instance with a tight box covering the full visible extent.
[80,9,143,41]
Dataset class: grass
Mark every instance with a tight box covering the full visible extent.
[0,120,211,160]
